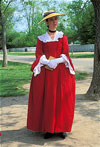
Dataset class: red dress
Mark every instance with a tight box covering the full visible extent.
[27,32,75,133]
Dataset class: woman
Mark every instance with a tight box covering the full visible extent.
[27,10,75,139]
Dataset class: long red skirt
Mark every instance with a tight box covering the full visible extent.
[27,63,75,133]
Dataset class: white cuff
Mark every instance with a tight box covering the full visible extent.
[33,54,75,76]
[61,54,75,75]
[40,55,49,65]
[33,55,44,76]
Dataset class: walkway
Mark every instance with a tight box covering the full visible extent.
[0,55,93,73]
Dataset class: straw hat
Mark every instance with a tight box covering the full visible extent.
[38,10,65,24]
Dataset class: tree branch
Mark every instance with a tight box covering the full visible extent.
[82,0,90,9]
[78,0,91,15]
[3,0,15,14]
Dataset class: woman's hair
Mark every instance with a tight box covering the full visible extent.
[46,19,49,28]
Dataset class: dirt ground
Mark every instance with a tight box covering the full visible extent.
[0,76,100,147]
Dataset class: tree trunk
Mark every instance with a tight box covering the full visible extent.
[0,1,8,67]
[86,0,100,100]
[32,5,34,31]
[27,15,31,33]
[2,18,7,67]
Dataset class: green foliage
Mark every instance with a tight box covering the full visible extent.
[1,1,16,25]
[0,26,2,49]
[5,0,67,48]
[1,0,95,49]
[66,0,95,44]
[0,0,16,49]
[6,30,26,48]
[78,4,95,44]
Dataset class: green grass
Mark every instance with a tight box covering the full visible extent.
[0,52,35,56]
[0,52,94,58]
[0,61,88,97]
[69,53,94,58]
[0,61,32,97]
[75,71,88,80]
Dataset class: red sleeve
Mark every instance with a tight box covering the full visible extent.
[31,39,43,72]
[62,35,75,71]
[36,39,43,58]
[62,35,69,57]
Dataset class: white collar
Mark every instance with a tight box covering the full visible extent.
[38,31,64,43]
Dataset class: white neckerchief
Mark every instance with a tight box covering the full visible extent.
[38,31,64,43]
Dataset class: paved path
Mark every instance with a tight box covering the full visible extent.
[0,55,35,64]
[0,55,94,73]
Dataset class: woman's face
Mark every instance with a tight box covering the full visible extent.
[46,16,58,30]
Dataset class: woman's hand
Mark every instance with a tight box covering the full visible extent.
[47,57,65,69]
[40,55,49,65]
[47,60,58,69]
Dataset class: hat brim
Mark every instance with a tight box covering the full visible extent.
[38,13,65,24]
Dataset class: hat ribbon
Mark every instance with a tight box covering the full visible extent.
[44,11,56,17]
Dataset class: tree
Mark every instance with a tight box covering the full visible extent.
[78,3,95,44]
[86,0,100,100]
[19,0,61,46]
[0,0,15,67]
[20,0,37,34]
[0,0,7,67]
[65,0,95,44]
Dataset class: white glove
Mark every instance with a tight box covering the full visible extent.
[40,55,49,65]
[47,60,58,69]
[47,57,65,69]
[54,57,65,64]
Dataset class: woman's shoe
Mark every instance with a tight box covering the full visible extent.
[58,132,67,139]
[44,132,54,139]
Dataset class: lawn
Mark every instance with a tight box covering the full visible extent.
[0,61,88,97]
[0,61,32,97]
[69,53,94,58]
[0,52,35,56]
[0,52,94,58]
